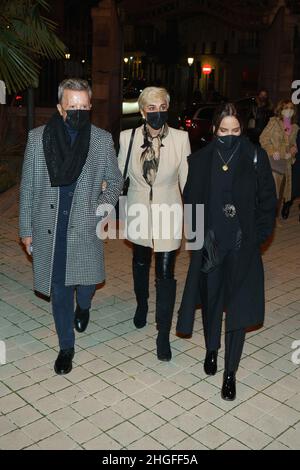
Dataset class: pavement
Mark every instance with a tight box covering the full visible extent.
[0,186,300,450]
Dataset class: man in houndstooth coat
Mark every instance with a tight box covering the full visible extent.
[19,78,123,375]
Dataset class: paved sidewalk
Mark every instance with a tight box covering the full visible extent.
[0,188,300,450]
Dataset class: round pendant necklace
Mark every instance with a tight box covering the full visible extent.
[217,143,240,172]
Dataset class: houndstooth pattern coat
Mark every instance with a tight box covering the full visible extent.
[19,124,123,297]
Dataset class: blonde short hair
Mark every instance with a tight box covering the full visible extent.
[138,86,170,111]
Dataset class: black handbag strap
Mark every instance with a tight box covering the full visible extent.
[123,128,136,179]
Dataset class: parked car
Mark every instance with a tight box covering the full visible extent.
[178,104,217,149]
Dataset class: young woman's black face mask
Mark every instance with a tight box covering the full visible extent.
[216,134,241,150]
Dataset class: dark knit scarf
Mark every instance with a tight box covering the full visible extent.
[140,122,169,187]
[43,111,91,187]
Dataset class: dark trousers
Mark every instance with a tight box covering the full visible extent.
[132,243,177,279]
[51,241,95,351]
[202,249,246,373]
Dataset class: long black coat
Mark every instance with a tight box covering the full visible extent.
[176,135,277,334]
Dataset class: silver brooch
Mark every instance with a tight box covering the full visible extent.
[223,204,236,218]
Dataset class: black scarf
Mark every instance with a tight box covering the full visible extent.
[43,111,91,187]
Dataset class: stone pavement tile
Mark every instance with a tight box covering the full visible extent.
[47,407,83,430]
[130,410,166,434]
[192,401,225,423]
[0,382,10,398]
[112,398,146,419]
[276,427,300,450]
[127,436,167,450]
[231,402,267,425]
[150,423,188,449]
[192,425,229,449]
[218,439,250,450]
[72,396,105,417]
[269,404,300,426]
[246,394,280,413]
[131,388,163,408]
[40,375,71,393]
[171,438,208,450]
[88,408,124,431]
[151,400,185,421]
[76,376,109,394]
[0,364,20,380]
[253,414,290,438]
[241,373,272,392]
[22,417,59,441]
[7,405,42,427]
[285,393,300,412]
[188,381,220,400]
[54,385,89,405]
[82,358,111,374]
[0,429,34,450]
[234,426,272,449]
[93,386,126,406]
[263,383,296,402]
[83,433,121,450]
[37,431,77,450]
[256,365,286,382]
[18,384,50,402]
[114,377,147,395]
[107,421,144,447]
[169,389,204,410]
[170,412,207,435]
[149,380,183,398]
[0,393,27,413]
[213,413,249,437]
[0,416,17,437]
[33,395,66,415]
[264,441,290,450]
[66,420,101,444]
[99,367,129,385]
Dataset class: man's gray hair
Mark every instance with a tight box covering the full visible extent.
[58,78,92,103]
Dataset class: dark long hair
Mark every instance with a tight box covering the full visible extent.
[212,103,244,135]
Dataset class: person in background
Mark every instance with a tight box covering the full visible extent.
[247,88,273,144]
[260,99,299,220]
[118,86,190,362]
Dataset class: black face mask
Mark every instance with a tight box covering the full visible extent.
[146,111,168,130]
[216,134,241,150]
[65,110,90,131]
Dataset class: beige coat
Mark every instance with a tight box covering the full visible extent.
[118,125,191,251]
[260,117,299,201]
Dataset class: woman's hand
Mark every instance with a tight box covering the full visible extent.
[101,180,107,192]
[272,152,280,161]
[290,145,298,157]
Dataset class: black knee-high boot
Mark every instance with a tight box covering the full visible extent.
[155,278,177,361]
[132,260,150,328]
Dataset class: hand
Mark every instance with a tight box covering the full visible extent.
[21,237,32,256]
[273,152,280,161]
[285,153,291,160]
[290,145,298,157]
[101,180,107,192]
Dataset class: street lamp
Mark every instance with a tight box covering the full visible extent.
[65,53,71,60]
[124,57,129,63]
[187,57,194,106]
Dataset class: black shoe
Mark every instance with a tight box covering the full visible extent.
[221,372,236,401]
[133,303,148,329]
[204,350,218,376]
[54,348,74,375]
[156,331,172,361]
[281,201,291,220]
[74,305,90,333]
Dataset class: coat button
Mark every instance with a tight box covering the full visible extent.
[50,204,54,209]
[48,229,52,234]
[63,210,68,215]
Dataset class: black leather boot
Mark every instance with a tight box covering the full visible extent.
[221,372,236,401]
[74,305,90,333]
[133,260,150,329]
[54,348,75,375]
[204,350,218,376]
[281,201,292,220]
[156,279,177,361]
